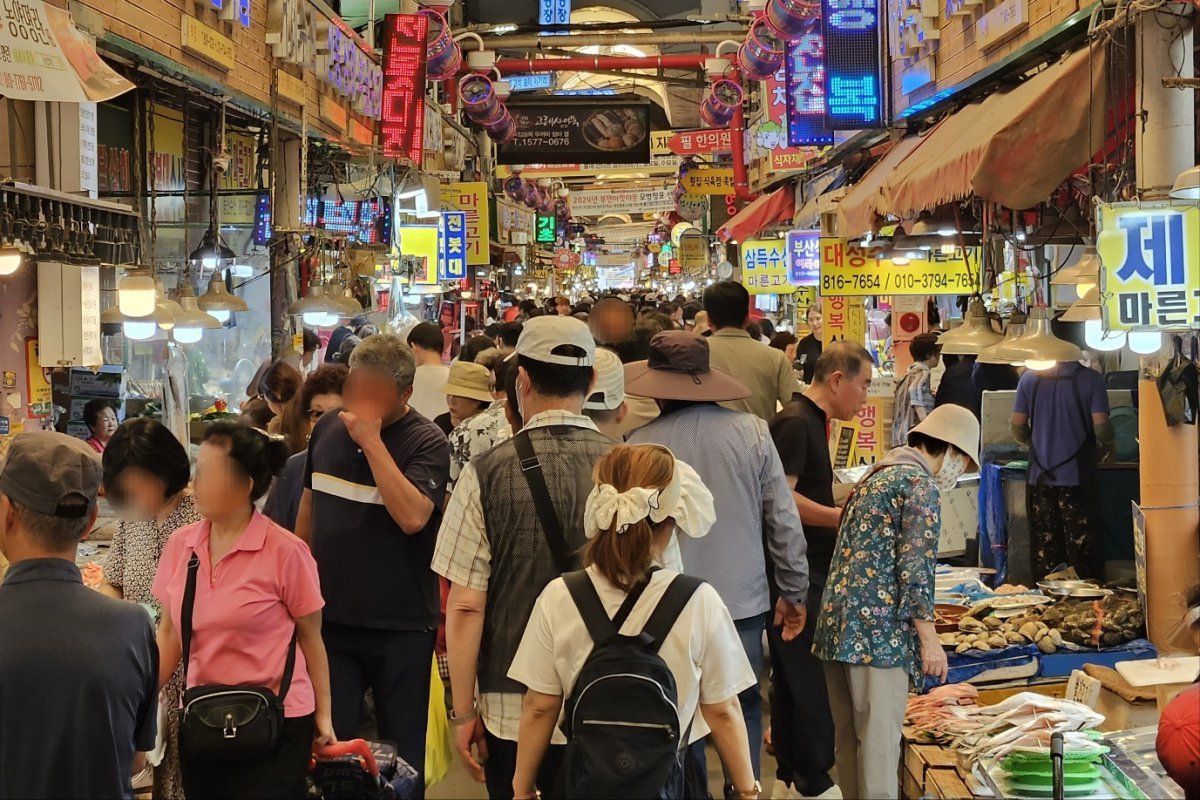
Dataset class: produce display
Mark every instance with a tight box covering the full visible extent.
[188,399,237,422]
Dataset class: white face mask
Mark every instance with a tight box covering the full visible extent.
[934,450,967,491]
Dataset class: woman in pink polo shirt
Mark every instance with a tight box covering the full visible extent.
[153,423,334,799]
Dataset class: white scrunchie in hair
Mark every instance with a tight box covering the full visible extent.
[583,452,716,540]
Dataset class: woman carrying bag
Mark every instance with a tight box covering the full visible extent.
[508,444,760,800]
[813,404,980,800]
[153,423,334,799]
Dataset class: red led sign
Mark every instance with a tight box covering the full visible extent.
[381,13,429,163]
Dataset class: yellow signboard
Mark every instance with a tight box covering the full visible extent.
[678,235,708,269]
[681,168,736,195]
[741,239,797,295]
[276,69,307,106]
[650,130,673,157]
[822,296,867,348]
[819,238,979,296]
[180,16,236,71]
[1097,201,1200,331]
[397,226,439,284]
[440,182,491,266]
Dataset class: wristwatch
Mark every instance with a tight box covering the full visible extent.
[449,700,479,727]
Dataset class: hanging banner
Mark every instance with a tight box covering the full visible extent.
[1096,201,1200,331]
[380,14,429,163]
[784,26,834,146]
[752,62,820,172]
[822,0,884,130]
[440,182,490,266]
[498,100,651,165]
[568,186,675,217]
[678,235,708,269]
[680,168,736,195]
[439,211,468,280]
[819,238,978,295]
[741,239,798,295]
[822,295,867,347]
[787,229,821,286]
[667,128,734,156]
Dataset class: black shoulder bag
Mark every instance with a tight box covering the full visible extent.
[178,552,298,758]
[512,430,577,573]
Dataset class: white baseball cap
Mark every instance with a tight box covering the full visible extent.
[515,315,596,367]
[585,348,625,411]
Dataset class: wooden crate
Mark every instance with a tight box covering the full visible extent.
[901,736,963,800]
[928,768,974,800]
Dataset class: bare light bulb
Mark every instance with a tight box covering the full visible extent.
[1075,281,1096,299]
[173,326,203,344]
[118,275,157,317]
[0,248,22,275]
[210,309,232,324]
[122,320,158,340]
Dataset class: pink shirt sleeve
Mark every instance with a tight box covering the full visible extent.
[277,536,325,620]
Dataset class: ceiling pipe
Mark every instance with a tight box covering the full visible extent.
[474,29,747,50]
[494,54,711,73]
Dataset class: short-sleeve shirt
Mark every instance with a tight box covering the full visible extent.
[770,394,837,582]
[0,559,158,799]
[507,567,756,744]
[153,514,325,717]
[105,493,202,609]
[1013,363,1109,486]
[305,409,450,630]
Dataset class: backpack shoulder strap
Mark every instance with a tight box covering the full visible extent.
[641,574,705,653]
[564,570,618,646]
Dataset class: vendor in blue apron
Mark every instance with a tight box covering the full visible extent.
[1010,361,1114,580]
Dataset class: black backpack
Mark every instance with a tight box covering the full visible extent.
[560,570,704,800]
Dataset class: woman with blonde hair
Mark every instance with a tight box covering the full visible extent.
[508,444,760,800]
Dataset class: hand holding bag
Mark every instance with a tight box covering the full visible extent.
[178,552,298,758]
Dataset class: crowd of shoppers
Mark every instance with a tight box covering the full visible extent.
[1,282,1004,800]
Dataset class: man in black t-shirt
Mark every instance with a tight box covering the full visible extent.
[296,333,450,790]
[768,341,874,799]
[0,433,157,800]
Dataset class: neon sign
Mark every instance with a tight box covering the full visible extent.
[821,0,884,130]
[317,18,384,118]
[208,0,250,28]
[380,14,429,163]
[784,26,833,146]
[439,211,468,280]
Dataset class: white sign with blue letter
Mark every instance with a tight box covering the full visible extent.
[439,211,468,280]
[539,0,571,26]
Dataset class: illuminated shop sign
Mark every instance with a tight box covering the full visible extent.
[539,0,571,26]
[317,18,383,118]
[439,211,468,280]
[784,28,834,146]
[380,13,429,162]
[821,0,884,130]
[508,73,555,92]
[207,0,250,28]
[787,230,821,285]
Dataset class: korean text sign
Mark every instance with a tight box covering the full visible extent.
[787,230,821,285]
[784,27,834,146]
[819,238,978,295]
[822,295,867,347]
[440,182,491,266]
[380,14,428,162]
[821,0,884,130]
[740,240,797,295]
[439,211,467,280]
[498,100,650,165]
[1097,201,1200,331]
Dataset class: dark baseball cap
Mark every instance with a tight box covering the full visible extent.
[0,432,102,518]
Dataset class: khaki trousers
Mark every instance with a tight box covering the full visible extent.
[823,661,909,800]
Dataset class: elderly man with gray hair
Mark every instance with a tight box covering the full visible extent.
[295,332,450,789]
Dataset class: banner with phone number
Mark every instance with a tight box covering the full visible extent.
[820,238,979,296]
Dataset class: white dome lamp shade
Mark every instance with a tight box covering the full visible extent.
[1128,331,1164,355]
[1169,165,1200,200]
[937,300,1003,355]
[288,283,343,328]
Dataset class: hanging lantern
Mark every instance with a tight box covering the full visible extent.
[483,109,516,143]
[737,18,785,81]
[459,74,500,123]
[420,9,462,82]
[765,0,820,38]
[503,175,527,202]
[700,79,744,128]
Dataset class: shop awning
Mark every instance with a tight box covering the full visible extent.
[0,5,134,103]
[835,137,926,237]
[717,185,795,243]
[794,167,847,229]
[881,43,1106,217]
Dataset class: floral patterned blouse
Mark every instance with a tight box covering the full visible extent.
[104,494,202,614]
[813,453,941,688]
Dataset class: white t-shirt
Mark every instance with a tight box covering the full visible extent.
[410,364,451,421]
[507,567,756,745]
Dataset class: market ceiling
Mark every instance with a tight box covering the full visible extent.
[336,0,709,29]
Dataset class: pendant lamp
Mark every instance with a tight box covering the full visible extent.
[188,229,236,270]
[197,272,249,323]
[117,269,157,317]
[172,286,223,344]
[155,282,183,331]
[978,312,1027,365]
[937,300,1003,355]
[1051,245,1100,299]
[1170,165,1200,200]
[288,282,343,327]
[1016,307,1082,371]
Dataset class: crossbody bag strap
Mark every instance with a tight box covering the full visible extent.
[180,549,299,700]
[513,430,575,573]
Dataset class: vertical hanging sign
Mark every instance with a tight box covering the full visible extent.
[821,0,884,130]
[785,26,833,146]
[539,0,571,26]
[380,14,429,163]
[439,211,468,280]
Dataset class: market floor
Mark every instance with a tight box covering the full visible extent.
[428,730,780,799]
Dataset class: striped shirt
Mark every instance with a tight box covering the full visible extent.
[305,408,450,631]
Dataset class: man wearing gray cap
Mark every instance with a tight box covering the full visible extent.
[0,432,158,799]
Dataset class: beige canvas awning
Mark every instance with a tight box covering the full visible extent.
[834,136,925,236]
[881,43,1107,217]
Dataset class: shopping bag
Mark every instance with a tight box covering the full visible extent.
[425,658,452,787]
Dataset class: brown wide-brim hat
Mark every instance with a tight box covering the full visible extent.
[624,330,751,403]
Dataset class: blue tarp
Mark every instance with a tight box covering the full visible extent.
[978,462,1009,586]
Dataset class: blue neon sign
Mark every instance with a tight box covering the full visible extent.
[787,230,822,286]
[507,73,555,92]
[440,212,468,280]
[539,0,571,26]
[821,0,884,130]
[784,27,834,146]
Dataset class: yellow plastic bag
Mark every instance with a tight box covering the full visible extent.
[425,658,452,787]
